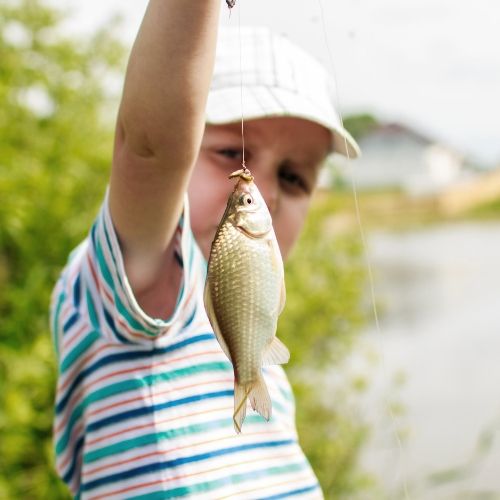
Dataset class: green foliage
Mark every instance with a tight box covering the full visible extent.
[281,198,366,368]
[0,1,372,498]
[342,113,379,140]
[279,195,374,498]
[464,196,500,219]
[0,0,124,497]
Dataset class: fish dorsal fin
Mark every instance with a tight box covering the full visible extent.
[262,336,290,366]
[203,280,232,362]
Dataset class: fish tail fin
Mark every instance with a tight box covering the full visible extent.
[233,380,249,434]
[249,374,272,421]
[233,375,272,433]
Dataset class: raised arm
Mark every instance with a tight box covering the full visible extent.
[109,0,220,299]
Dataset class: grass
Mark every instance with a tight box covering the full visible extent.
[315,187,500,233]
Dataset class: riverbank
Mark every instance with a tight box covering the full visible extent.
[314,187,500,233]
[355,221,500,499]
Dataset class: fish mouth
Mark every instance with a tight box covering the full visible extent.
[229,168,254,182]
[236,224,270,239]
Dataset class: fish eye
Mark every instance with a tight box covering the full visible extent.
[240,194,254,206]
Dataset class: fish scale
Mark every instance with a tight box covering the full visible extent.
[210,222,278,383]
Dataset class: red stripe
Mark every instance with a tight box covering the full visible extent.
[89,449,299,499]
[59,301,74,327]
[56,349,225,436]
[82,349,223,394]
[57,420,84,473]
[86,377,233,420]
[84,403,234,451]
[86,250,100,293]
[217,471,319,500]
[57,342,110,395]
[85,428,286,482]
[62,321,90,352]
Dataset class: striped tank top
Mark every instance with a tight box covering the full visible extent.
[50,194,323,499]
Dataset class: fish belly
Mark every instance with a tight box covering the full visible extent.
[208,222,281,384]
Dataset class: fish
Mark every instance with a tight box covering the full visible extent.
[204,168,290,433]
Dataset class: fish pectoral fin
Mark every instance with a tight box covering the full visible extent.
[203,280,232,362]
[262,336,290,366]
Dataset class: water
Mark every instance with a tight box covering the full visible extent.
[357,221,500,499]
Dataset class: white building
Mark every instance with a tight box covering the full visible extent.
[332,123,466,195]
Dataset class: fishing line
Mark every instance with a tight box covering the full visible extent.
[316,0,410,497]
[237,2,247,171]
[225,1,246,170]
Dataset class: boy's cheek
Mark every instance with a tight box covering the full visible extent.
[274,212,308,260]
[285,195,314,253]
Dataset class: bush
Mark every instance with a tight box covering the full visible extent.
[280,194,374,498]
[0,1,123,497]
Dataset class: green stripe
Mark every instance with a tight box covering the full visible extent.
[60,330,100,373]
[271,398,286,415]
[51,289,66,360]
[94,235,114,289]
[280,386,294,402]
[128,462,307,500]
[84,415,264,464]
[89,361,230,404]
[86,290,99,329]
[115,290,154,336]
[56,361,230,455]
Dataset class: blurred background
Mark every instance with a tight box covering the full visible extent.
[1,0,499,498]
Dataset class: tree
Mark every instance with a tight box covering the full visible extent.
[343,113,379,140]
[0,1,124,497]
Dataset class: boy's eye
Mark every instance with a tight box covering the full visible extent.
[217,148,243,160]
[278,166,310,194]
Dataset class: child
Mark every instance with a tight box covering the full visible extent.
[50,1,360,498]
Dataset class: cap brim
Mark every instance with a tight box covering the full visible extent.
[206,86,361,159]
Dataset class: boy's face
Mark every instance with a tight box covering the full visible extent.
[188,117,331,261]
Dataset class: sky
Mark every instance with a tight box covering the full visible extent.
[58,0,500,166]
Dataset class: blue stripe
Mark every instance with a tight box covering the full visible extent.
[62,435,84,484]
[73,273,81,308]
[90,221,97,248]
[81,439,294,492]
[86,389,233,433]
[103,306,133,344]
[56,332,215,415]
[63,311,79,334]
[174,249,183,268]
[258,484,320,499]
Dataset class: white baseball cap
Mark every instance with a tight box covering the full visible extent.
[206,26,360,158]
